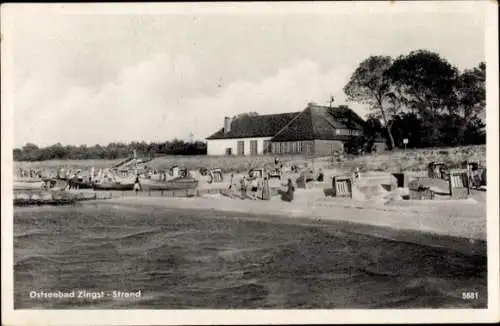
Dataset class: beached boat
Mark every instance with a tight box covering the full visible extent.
[13,189,112,206]
[141,177,199,191]
[93,182,135,191]
[14,179,45,190]
[68,178,94,189]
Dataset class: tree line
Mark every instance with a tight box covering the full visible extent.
[344,49,486,150]
[13,140,208,161]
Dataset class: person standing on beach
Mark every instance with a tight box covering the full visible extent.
[133,174,141,193]
[262,177,271,200]
[281,178,295,202]
[228,173,234,190]
[240,177,247,198]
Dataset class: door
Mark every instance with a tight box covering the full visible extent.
[250,140,258,156]
[263,140,271,154]
[237,140,245,156]
[306,143,313,155]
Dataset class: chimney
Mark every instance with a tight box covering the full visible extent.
[224,116,231,134]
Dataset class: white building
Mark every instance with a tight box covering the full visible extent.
[205,103,386,156]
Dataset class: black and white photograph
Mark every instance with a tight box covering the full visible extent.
[1,1,499,325]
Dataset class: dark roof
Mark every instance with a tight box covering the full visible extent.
[206,104,386,142]
[206,112,299,140]
[271,105,366,141]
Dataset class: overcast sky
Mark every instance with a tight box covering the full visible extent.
[4,2,487,147]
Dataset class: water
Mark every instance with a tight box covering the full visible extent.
[14,203,487,309]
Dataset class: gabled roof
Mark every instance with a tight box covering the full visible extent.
[205,104,386,142]
[206,112,299,140]
[270,105,366,141]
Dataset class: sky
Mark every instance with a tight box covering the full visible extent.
[3,2,487,147]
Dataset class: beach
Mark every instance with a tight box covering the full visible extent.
[102,189,486,236]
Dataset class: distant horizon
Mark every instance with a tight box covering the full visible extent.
[5,3,487,147]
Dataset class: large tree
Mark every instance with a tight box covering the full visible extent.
[343,56,400,150]
[454,62,486,142]
[386,50,460,144]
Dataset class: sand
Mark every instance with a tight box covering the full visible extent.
[95,185,486,244]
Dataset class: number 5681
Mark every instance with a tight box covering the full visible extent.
[462,292,479,300]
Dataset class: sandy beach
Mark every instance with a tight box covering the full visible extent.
[90,187,486,256]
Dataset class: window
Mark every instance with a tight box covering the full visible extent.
[306,143,313,154]
[274,142,280,154]
[280,142,286,153]
[297,141,303,152]
[237,140,245,156]
[250,140,258,156]
[336,129,350,135]
[291,142,297,153]
[263,140,271,154]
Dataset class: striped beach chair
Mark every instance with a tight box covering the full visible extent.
[332,176,352,198]
[448,169,470,199]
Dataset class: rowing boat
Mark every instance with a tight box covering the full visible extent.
[93,182,135,191]
[141,176,199,191]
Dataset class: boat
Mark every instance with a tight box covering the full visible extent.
[13,179,45,190]
[68,178,94,189]
[141,176,199,191]
[93,182,135,191]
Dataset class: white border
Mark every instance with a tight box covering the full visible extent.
[2,2,499,325]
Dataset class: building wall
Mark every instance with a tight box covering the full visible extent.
[206,137,272,156]
[313,139,345,156]
[270,139,347,156]
[207,137,385,156]
[270,140,314,155]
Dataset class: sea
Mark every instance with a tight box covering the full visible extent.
[14,203,487,309]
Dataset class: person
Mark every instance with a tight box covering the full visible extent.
[240,177,247,198]
[251,177,259,193]
[353,167,360,180]
[469,163,481,189]
[317,168,324,182]
[262,177,271,200]
[281,178,295,202]
[228,173,234,190]
[133,174,141,193]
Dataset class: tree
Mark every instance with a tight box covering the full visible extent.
[363,115,385,150]
[386,50,460,145]
[233,112,259,120]
[388,112,426,148]
[344,56,399,150]
[454,62,486,142]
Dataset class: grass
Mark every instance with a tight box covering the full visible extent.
[14,145,486,175]
[320,145,486,173]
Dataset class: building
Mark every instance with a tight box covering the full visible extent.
[206,103,386,156]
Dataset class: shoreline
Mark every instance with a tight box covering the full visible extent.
[81,194,486,256]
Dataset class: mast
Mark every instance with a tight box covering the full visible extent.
[133,149,138,176]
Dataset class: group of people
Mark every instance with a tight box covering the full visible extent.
[17,167,44,179]
[466,162,485,189]
[236,172,271,200]
[226,167,296,202]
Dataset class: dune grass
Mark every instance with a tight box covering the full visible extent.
[14,145,486,174]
